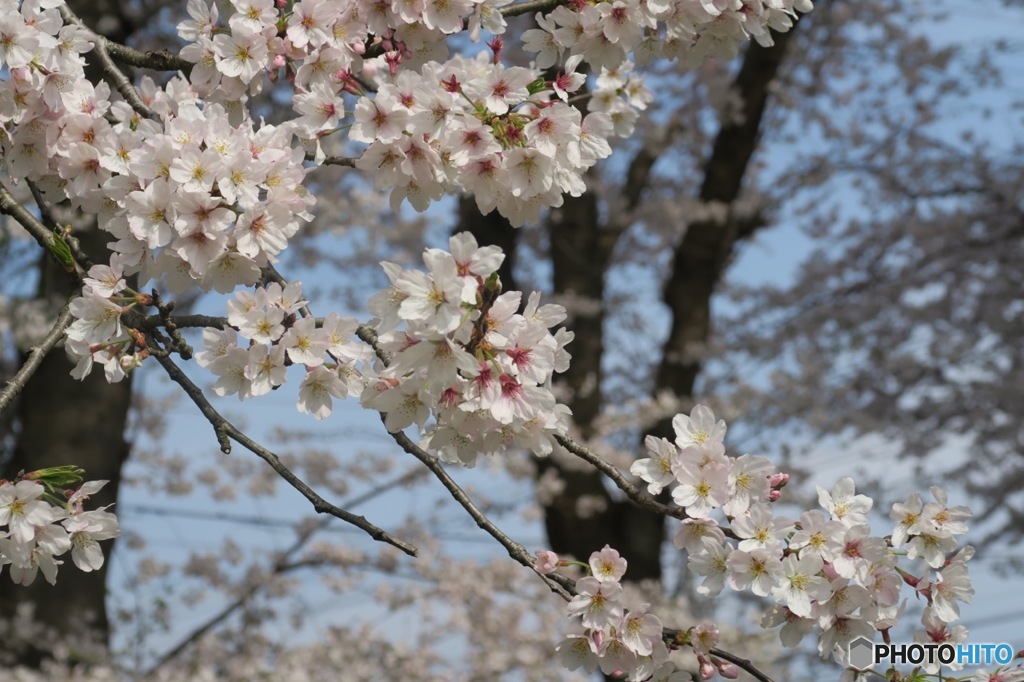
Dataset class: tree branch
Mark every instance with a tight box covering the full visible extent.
[58,5,160,121]
[0,182,89,277]
[709,646,776,682]
[0,293,77,415]
[387,428,575,600]
[554,434,685,519]
[501,0,566,18]
[148,348,417,558]
[143,465,424,677]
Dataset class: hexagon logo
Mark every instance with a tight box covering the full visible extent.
[848,636,875,671]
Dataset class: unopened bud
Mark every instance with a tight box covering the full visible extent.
[716,661,739,679]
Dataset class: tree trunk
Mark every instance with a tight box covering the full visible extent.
[0,0,135,666]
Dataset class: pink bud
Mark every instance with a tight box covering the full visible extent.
[698,660,715,680]
[534,550,559,574]
[768,490,783,502]
[271,54,286,69]
[487,36,504,63]
[716,661,739,679]
[768,472,789,489]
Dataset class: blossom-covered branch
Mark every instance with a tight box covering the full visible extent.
[149,347,417,558]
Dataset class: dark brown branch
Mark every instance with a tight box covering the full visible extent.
[501,0,566,17]
[305,152,357,167]
[388,428,575,600]
[58,5,160,121]
[0,182,89,278]
[104,41,192,73]
[149,349,417,558]
[709,646,776,682]
[0,293,78,415]
[554,434,685,520]
[143,466,424,676]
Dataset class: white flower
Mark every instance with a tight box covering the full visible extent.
[566,576,624,630]
[672,404,726,448]
[771,553,830,617]
[297,366,346,419]
[589,545,627,583]
[817,477,873,528]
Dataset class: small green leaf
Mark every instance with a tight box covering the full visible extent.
[49,227,75,271]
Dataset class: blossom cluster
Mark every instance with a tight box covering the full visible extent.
[628,405,977,673]
[0,0,315,293]
[177,0,638,225]
[0,472,119,586]
[197,281,371,419]
[541,546,690,681]
[361,232,573,465]
[523,0,814,72]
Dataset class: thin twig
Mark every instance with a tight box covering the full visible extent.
[148,348,417,558]
[501,0,567,17]
[388,428,575,600]
[554,433,685,519]
[710,647,776,682]
[305,152,357,167]
[143,465,425,677]
[103,41,192,73]
[58,5,160,122]
[0,293,77,415]
[0,181,89,277]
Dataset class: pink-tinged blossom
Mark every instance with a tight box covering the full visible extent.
[212,26,267,82]
[244,344,287,397]
[448,231,504,280]
[370,381,431,433]
[772,553,830,618]
[83,264,126,298]
[210,347,253,399]
[924,560,974,623]
[733,504,793,554]
[672,404,726,448]
[632,436,679,495]
[688,537,730,597]
[673,517,725,554]
[590,545,627,583]
[690,621,719,655]
[817,477,873,528]
[281,317,330,367]
[67,295,123,344]
[533,549,559,574]
[890,491,924,548]
[724,453,774,516]
[237,306,285,344]
[905,526,959,568]
[0,481,55,544]
[466,64,534,115]
[921,486,971,536]
[350,92,410,144]
[297,366,346,419]
[832,525,887,580]
[63,510,119,572]
[566,576,624,630]
[671,460,729,518]
[790,510,845,563]
[726,547,783,597]
[555,627,600,674]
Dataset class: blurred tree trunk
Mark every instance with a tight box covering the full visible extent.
[0,0,135,667]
